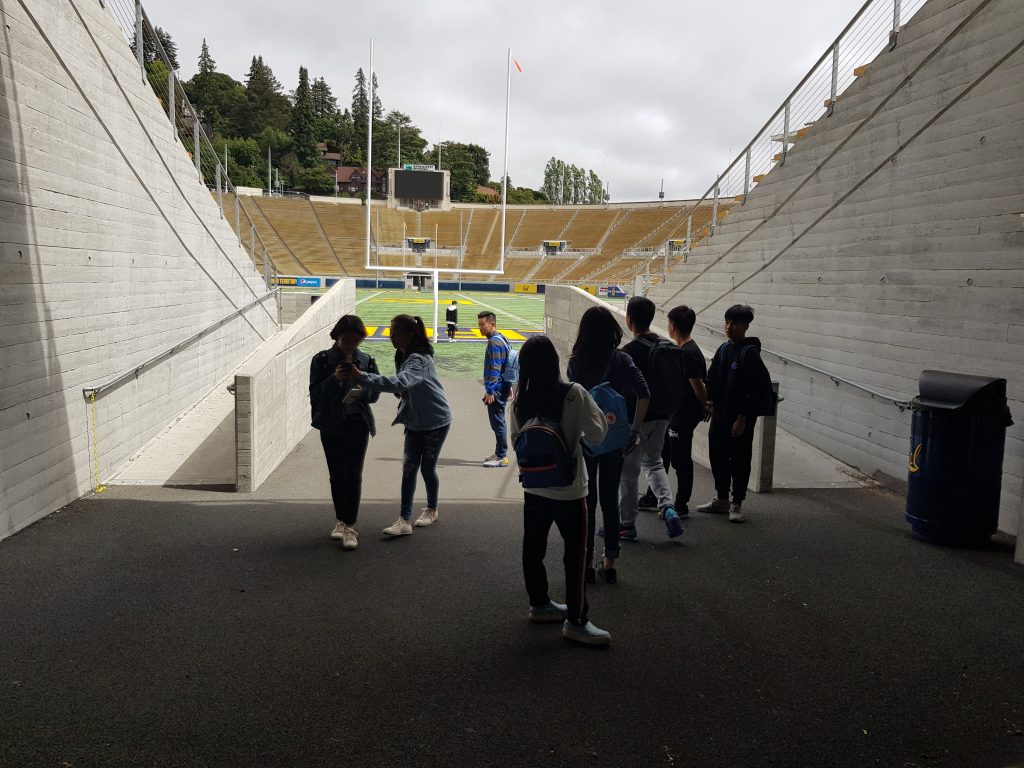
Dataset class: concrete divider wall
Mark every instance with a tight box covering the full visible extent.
[235,280,356,492]
[0,0,277,539]
[646,0,1024,546]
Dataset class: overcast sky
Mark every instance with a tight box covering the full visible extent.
[141,0,868,202]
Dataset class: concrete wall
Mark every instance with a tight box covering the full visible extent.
[0,0,278,539]
[235,279,356,492]
[280,292,321,326]
[646,0,1024,542]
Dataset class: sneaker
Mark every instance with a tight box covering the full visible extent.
[597,563,617,585]
[330,522,346,540]
[414,507,438,527]
[662,506,684,539]
[696,497,730,514]
[341,526,358,550]
[675,504,691,519]
[637,494,658,512]
[382,518,413,536]
[618,526,638,543]
[728,503,746,523]
[562,620,611,646]
[482,456,510,468]
[529,601,568,623]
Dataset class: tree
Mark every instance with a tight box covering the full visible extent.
[155,27,179,71]
[351,68,369,159]
[242,55,290,136]
[197,38,215,76]
[291,66,319,167]
[298,166,336,195]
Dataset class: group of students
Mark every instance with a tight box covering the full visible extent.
[309,297,771,646]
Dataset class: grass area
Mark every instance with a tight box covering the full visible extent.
[352,289,546,378]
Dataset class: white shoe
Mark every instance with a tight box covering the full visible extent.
[414,507,438,527]
[482,454,498,464]
[330,522,346,540]
[341,526,359,549]
[562,620,611,646]
[728,503,746,523]
[482,456,509,468]
[383,518,413,536]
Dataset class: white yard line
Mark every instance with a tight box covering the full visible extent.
[356,290,386,305]
[455,292,535,329]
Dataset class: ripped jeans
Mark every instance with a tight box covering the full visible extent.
[400,424,450,519]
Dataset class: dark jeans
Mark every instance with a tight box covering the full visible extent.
[446,323,456,339]
[708,415,758,504]
[401,424,450,519]
[584,450,624,563]
[522,493,589,625]
[320,424,370,525]
[487,382,511,458]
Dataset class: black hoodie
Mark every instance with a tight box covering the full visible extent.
[707,337,767,419]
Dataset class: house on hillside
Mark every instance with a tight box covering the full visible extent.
[335,166,388,197]
[317,143,342,169]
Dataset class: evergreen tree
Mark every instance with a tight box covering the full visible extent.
[155,27,179,70]
[291,66,319,167]
[197,38,215,76]
[351,68,369,161]
[243,55,290,136]
[311,77,337,120]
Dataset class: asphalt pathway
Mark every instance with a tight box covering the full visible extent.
[2,382,1023,767]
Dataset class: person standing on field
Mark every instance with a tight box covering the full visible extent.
[445,300,458,343]
[478,311,514,468]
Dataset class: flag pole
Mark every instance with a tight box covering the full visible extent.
[500,48,511,273]
[365,37,374,270]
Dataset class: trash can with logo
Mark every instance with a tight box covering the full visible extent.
[906,370,1013,545]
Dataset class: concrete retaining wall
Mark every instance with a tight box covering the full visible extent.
[235,280,356,492]
[0,0,278,539]
[646,0,1024,546]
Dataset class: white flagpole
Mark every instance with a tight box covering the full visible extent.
[365,38,374,270]
[500,48,511,273]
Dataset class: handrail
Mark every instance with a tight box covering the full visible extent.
[82,290,278,399]
[104,0,279,286]
[696,322,912,410]
[670,0,926,270]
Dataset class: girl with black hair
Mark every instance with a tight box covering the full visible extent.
[309,314,380,550]
[343,314,453,536]
[509,335,612,646]
[567,306,650,584]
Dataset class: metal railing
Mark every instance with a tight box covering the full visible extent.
[671,0,926,268]
[104,0,279,288]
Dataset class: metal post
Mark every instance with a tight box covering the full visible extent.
[711,185,719,235]
[216,163,223,216]
[167,68,175,140]
[743,146,751,202]
[263,248,271,291]
[234,197,240,245]
[432,269,440,344]
[249,224,255,262]
[780,100,791,166]
[828,44,839,116]
[194,121,201,175]
[685,214,692,256]
[890,0,902,49]
[134,1,144,83]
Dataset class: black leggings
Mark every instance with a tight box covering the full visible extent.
[584,451,624,563]
[320,425,370,525]
[522,493,589,625]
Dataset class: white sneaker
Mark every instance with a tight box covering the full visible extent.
[382,518,413,536]
[341,526,359,550]
[482,454,498,464]
[482,456,510,468]
[330,522,346,540]
[728,503,746,523]
[414,507,438,527]
[696,497,731,514]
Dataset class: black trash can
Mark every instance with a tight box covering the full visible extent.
[906,370,1013,545]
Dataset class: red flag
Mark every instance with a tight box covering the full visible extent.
[513,58,523,73]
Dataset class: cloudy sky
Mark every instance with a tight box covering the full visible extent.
[141,0,868,202]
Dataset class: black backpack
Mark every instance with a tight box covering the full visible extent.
[514,384,577,489]
[740,346,777,417]
[637,336,689,415]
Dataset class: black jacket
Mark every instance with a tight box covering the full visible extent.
[309,346,380,435]
[707,337,767,419]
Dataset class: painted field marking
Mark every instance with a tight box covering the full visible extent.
[455,293,536,329]
[355,290,385,305]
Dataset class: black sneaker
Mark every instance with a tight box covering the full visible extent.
[597,563,617,584]
[585,567,596,584]
[637,494,658,511]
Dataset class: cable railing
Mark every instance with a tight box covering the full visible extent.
[671,0,928,270]
[103,0,279,288]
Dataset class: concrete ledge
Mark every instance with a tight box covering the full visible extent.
[234,280,356,492]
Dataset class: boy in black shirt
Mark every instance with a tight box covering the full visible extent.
[697,304,769,523]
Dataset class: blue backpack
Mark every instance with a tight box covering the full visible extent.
[583,355,630,455]
[497,334,519,384]
[514,384,576,489]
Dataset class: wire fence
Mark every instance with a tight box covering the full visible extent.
[103,0,278,287]
[655,0,928,272]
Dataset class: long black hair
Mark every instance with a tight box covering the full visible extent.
[568,305,622,388]
[392,314,434,368]
[514,335,564,424]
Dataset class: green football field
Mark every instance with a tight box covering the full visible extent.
[351,289,547,378]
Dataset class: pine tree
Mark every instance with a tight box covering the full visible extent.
[311,77,337,120]
[291,66,319,167]
[155,27,179,70]
[243,55,290,136]
[351,68,369,160]
[197,38,215,76]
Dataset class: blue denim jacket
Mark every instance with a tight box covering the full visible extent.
[360,352,453,431]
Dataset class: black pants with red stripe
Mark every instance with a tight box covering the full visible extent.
[522,493,589,625]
